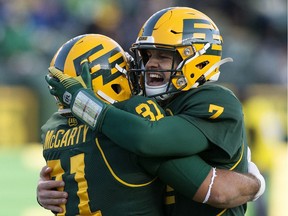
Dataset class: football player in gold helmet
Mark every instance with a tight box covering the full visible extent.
[130,7,233,102]
[38,34,166,216]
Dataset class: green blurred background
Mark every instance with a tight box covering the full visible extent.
[0,0,287,215]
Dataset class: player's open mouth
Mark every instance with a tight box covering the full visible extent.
[146,72,165,86]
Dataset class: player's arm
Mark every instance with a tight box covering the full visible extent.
[202,169,260,208]
[102,109,210,156]
[37,166,68,213]
[141,155,264,208]
[46,64,210,157]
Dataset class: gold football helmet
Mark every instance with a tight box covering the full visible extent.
[131,7,232,99]
[50,34,132,106]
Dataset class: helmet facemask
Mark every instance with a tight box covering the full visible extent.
[130,44,187,101]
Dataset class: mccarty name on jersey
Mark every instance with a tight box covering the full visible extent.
[43,124,89,150]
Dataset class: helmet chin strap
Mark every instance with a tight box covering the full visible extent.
[145,82,168,97]
[145,82,176,101]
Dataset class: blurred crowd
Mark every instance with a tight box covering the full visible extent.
[0,0,286,86]
[0,0,286,135]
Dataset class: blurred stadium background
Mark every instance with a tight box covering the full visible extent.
[0,0,286,215]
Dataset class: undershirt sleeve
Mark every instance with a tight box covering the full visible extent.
[139,154,211,198]
[101,106,210,157]
[157,155,211,198]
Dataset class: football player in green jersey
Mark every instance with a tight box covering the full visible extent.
[41,20,266,214]
[115,7,266,215]
[39,34,166,216]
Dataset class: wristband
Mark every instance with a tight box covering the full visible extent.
[72,90,105,129]
[203,167,217,203]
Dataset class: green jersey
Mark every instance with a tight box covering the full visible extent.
[101,84,249,216]
[162,84,248,216]
[41,96,165,216]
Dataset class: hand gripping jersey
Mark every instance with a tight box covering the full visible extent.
[41,96,165,216]
[100,84,249,216]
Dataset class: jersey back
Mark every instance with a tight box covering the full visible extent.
[41,96,166,216]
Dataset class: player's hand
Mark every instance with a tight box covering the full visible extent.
[46,61,109,131]
[37,166,68,213]
[46,60,92,106]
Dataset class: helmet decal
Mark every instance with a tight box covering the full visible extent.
[91,48,125,85]
[182,19,222,45]
[73,44,104,76]
[50,34,132,105]
[73,45,125,85]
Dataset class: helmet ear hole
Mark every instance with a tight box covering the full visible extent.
[196,61,209,69]
[111,84,121,94]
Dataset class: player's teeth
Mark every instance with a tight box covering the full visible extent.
[149,74,161,78]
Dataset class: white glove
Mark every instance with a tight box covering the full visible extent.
[247,147,266,201]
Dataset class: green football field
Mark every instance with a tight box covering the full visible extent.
[0,144,53,216]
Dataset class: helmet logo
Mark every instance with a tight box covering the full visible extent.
[182,19,222,45]
[72,44,103,76]
[72,45,125,86]
[138,36,148,41]
[91,51,126,85]
[136,36,155,43]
